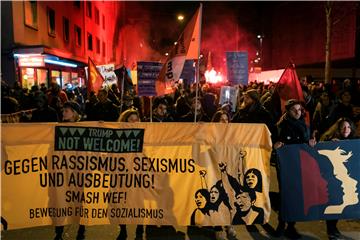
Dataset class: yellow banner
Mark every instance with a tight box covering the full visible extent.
[1,122,272,230]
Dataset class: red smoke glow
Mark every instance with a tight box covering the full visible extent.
[202,6,257,74]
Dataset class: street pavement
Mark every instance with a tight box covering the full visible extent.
[2,165,360,240]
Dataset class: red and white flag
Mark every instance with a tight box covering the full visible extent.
[156,5,202,96]
[87,57,104,94]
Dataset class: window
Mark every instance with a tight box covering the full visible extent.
[87,32,93,51]
[86,1,92,18]
[47,7,56,37]
[102,14,105,29]
[96,37,100,54]
[62,71,71,86]
[95,7,99,25]
[24,1,38,29]
[102,41,106,57]
[37,69,48,88]
[51,70,61,86]
[73,1,81,9]
[75,25,82,46]
[63,17,69,42]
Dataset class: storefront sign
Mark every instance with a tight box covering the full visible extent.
[18,56,45,67]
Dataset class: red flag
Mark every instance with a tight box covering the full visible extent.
[276,64,304,113]
[275,63,310,126]
[156,5,202,96]
[87,57,104,94]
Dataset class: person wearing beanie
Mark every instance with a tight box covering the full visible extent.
[273,99,316,239]
[232,89,276,139]
[62,101,81,122]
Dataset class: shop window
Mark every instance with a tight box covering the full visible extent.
[24,1,38,30]
[87,32,93,51]
[71,72,79,86]
[47,7,56,37]
[51,70,61,86]
[21,68,35,89]
[86,1,92,18]
[96,37,100,54]
[62,71,71,87]
[102,41,106,57]
[63,17,69,42]
[102,14,105,30]
[37,69,48,88]
[95,7,99,25]
[75,25,82,46]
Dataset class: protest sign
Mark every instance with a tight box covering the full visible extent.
[2,122,272,229]
[226,51,248,86]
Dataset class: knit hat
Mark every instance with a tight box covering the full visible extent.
[63,101,81,115]
[244,89,259,102]
[285,99,301,111]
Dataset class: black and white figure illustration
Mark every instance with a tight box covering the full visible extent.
[190,189,212,225]
[199,170,232,225]
[219,162,264,225]
[244,168,263,193]
[190,159,265,226]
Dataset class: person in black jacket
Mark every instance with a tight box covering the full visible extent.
[31,91,59,122]
[233,89,277,144]
[91,89,120,121]
[273,99,316,239]
[147,97,174,122]
[179,97,210,122]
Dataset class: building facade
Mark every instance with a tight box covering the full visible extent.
[1,0,123,89]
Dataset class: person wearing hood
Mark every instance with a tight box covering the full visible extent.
[232,89,277,142]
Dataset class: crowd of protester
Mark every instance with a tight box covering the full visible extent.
[1,76,360,240]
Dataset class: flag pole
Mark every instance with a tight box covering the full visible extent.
[119,66,126,114]
[194,3,203,123]
[119,2,126,114]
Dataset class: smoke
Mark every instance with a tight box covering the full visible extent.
[114,3,258,72]
[201,5,257,73]
[115,2,163,69]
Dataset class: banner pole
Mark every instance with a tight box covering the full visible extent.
[194,3,203,123]
[150,96,153,122]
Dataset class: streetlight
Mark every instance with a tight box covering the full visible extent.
[177,14,184,21]
[257,34,264,66]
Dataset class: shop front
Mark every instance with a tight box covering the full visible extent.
[14,49,86,90]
